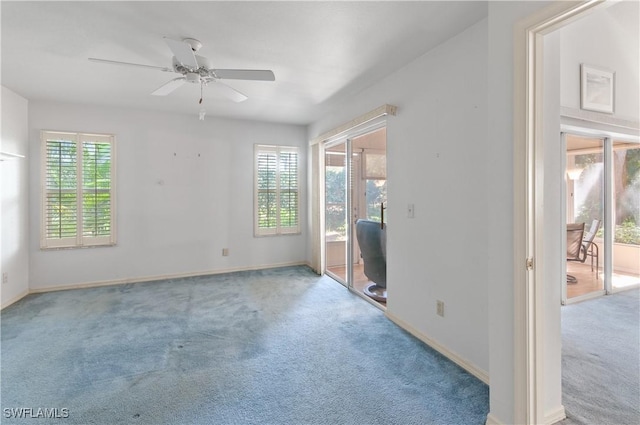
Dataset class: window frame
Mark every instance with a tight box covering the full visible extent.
[254,144,300,237]
[40,130,117,249]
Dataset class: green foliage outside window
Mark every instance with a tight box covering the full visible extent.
[575,147,640,245]
[325,167,346,238]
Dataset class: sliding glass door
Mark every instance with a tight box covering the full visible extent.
[565,134,607,300]
[611,140,640,291]
[564,132,640,302]
[323,126,388,307]
[324,140,352,286]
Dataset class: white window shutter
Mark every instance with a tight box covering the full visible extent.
[254,145,299,236]
[41,131,116,249]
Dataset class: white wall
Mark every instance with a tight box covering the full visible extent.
[28,102,307,290]
[1,86,30,307]
[560,0,640,121]
[309,19,490,379]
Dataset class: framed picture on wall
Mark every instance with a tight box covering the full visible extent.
[580,64,615,114]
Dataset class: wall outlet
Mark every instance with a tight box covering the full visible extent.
[436,300,445,317]
[2,272,8,285]
[222,248,229,257]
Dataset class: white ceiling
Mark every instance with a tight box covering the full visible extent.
[1,1,487,125]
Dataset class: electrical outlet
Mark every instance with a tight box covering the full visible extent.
[2,272,8,285]
[436,300,445,317]
[222,248,229,257]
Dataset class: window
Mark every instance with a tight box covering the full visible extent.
[41,131,116,248]
[254,144,299,236]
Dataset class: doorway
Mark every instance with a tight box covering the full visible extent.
[324,127,387,307]
[564,133,607,301]
[564,132,640,303]
[515,1,639,423]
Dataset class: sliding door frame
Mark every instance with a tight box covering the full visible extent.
[561,130,617,304]
[320,119,387,297]
[323,138,352,287]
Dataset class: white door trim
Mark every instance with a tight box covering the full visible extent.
[513,1,610,423]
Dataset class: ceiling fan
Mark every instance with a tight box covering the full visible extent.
[89,37,275,103]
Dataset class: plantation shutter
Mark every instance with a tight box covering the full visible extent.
[279,147,299,233]
[256,147,278,235]
[41,131,116,248]
[44,135,78,246]
[81,135,114,245]
[254,145,299,236]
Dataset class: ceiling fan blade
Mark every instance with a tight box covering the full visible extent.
[213,69,275,81]
[163,37,198,69]
[89,58,172,72]
[211,81,248,103]
[151,77,186,96]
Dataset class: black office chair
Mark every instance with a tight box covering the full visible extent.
[355,219,387,302]
[566,222,585,284]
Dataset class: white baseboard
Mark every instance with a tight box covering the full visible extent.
[484,406,565,425]
[1,289,29,310]
[544,405,566,424]
[385,311,489,384]
[28,261,309,294]
[485,412,504,425]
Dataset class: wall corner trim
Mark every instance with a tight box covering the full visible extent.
[485,412,505,425]
[1,289,30,310]
[385,311,489,384]
[543,406,567,425]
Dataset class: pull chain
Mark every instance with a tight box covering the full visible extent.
[199,81,203,104]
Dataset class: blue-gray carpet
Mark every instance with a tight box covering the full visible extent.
[1,266,489,424]
[560,288,640,425]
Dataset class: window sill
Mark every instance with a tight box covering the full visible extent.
[40,243,116,251]
[254,232,302,238]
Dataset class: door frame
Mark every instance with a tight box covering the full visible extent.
[323,138,352,287]
[513,1,611,423]
[562,131,609,304]
[321,120,387,289]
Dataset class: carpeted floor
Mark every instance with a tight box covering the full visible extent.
[1,266,489,425]
[560,288,640,425]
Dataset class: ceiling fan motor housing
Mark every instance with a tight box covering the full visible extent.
[186,73,201,84]
[172,55,214,80]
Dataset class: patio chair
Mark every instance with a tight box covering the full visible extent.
[567,222,585,284]
[581,219,601,280]
[355,219,387,302]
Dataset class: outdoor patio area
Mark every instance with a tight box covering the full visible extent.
[567,261,640,300]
